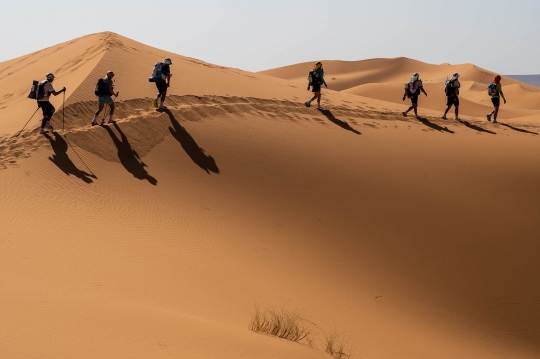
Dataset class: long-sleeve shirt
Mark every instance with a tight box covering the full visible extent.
[310,68,326,86]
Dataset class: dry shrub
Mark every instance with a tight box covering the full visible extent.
[249,304,353,358]
[249,304,311,343]
[324,332,351,359]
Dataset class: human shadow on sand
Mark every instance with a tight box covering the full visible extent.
[459,119,496,135]
[161,109,220,174]
[103,123,157,185]
[501,122,539,135]
[318,109,361,135]
[44,132,96,184]
[416,116,455,134]
[415,116,454,134]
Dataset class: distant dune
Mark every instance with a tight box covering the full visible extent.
[260,58,540,119]
[1,33,540,359]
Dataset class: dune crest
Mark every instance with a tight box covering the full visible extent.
[1,33,540,359]
[260,58,540,119]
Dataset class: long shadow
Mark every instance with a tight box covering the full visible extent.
[460,120,496,135]
[44,132,96,184]
[415,116,454,134]
[318,109,361,135]
[501,122,539,135]
[102,124,157,185]
[162,109,220,174]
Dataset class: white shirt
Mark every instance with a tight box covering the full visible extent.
[38,81,55,102]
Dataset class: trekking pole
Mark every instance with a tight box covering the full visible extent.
[102,92,119,123]
[62,90,66,133]
[16,108,40,138]
[64,133,96,177]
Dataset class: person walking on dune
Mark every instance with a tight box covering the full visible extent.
[92,71,119,126]
[402,73,428,119]
[305,62,327,110]
[487,75,507,124]
[37,73,66,134]
[442,73,461,121]
[153,58,172,110]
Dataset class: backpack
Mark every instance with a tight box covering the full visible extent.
[405,79,420,97]
[445,78,457,96]
[31,80,48,101]
[94,78,108,96]
[487,82,499,96]
[148,62,165,82]
[404,83,413,97]
[308,69,321,85]
[27,80,39,100]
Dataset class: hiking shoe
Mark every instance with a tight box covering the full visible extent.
[486,114,492,122]
[159,105,168,110]
[39,129,48,134]
[317,105,324,110]
[107,119,116,124]
[44,122,53,129]
[415,115,421,119]
[493,119,498,124]
[305,101,311,108]
[455,117,462,122]
[402,111,408,117]
[442,115,447,120]
[91,119,99,126]
[152,99,158,108]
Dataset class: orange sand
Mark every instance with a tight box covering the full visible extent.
[1,33,539,359]
[260,57,540,120]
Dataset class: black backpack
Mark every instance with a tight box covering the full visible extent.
[28,80,48,101]
[94,78,108,96]
[445,79,457,96]
[28,80,39,100]
[308,69,321,85]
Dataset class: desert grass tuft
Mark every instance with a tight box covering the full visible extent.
[324,332,351,359]
[250,304,354,358]
[249,304,311,343]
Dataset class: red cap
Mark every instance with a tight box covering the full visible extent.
[494,75,502,83]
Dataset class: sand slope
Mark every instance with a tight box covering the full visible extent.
[1,33,540,359]
[260,58,540,119]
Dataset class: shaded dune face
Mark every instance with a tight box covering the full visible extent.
[1,33,540,359]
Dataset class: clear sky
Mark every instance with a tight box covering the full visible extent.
[2,0,539,74]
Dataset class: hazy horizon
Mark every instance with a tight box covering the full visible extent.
[2,0,539,74]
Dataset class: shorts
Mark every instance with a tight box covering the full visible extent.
[446,95,460,107]
[491,97,500,107]
[156,79,168,93]
[312,83,321,93]
[98,95,113,104]
[410,94,419,104]
[38,101,55,118]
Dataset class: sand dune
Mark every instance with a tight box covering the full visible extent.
[260,58,540,119]
[1,33,540,359]
[343,82,539,119]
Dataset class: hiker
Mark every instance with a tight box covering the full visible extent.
[402,73,428,118]
[92,71,119,126]
[37,73,66,134]
[153,58,172,110]
[305,61,327,110]
[487,75,507,124]
[442,73,461,121]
